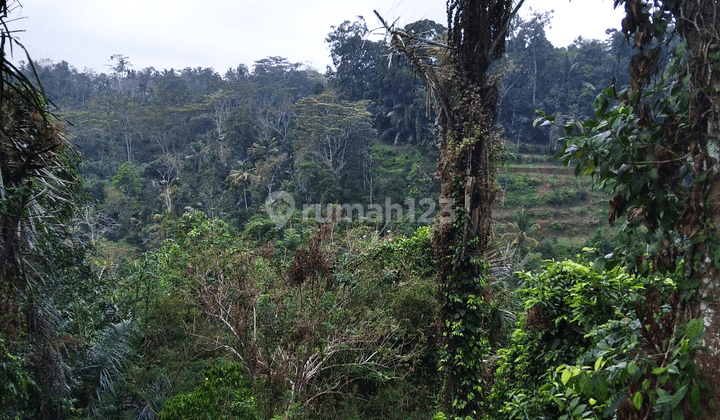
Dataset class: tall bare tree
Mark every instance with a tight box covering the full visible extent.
[377,0,523,416]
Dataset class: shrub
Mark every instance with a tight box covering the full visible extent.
[546,189,588,206]
[159,361,257,420]
[498,173,544,207]
[487,260,659,419]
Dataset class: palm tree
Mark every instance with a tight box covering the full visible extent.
[1,2,87,415]
[500,209,540,267]
[1,0,81,308]
[226,167,259,209]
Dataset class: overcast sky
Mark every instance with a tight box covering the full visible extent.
[7,0,625,75]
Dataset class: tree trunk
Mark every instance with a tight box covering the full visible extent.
[619,0,720,408]
[676,0,720,402]
[377,1,520,416]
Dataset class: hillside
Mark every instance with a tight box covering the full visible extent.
[495,160,616,270]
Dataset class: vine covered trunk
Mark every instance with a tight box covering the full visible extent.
[610,0,720,409]
[674,0,720,402]
[377,1,519,416]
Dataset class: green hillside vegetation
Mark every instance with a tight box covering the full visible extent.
[495,162,617,272]
[2,1,719,419]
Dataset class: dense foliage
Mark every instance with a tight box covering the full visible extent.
[487,260,707,420]
[3,0,718,419]
[18,15,634,241]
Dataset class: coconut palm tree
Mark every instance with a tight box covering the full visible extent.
[500,209,540,267]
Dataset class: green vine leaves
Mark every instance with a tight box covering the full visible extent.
[535,40,705,287]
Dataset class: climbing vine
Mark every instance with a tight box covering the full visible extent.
[378,1,521,417]
[546,0,720,412]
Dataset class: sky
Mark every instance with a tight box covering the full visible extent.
[6,0,625,75]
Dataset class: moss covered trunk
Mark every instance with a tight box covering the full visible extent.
[676,0,720,403]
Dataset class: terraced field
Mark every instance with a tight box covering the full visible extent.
[494,161,619,269]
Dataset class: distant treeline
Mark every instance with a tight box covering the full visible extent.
[19,13,638,246]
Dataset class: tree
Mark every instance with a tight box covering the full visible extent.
[327,17,443,149]
[225,104,258,161]
[500,209,540,266]
[140,212,423,419]
[555,0,720,410]
[71,205,119,244]
[1,1,91,415]
[292,89,376,201]
[377,0,524,416]
[243,136,286,196]
[374,20,444,148]
[111,161,144,197]
[107,54,132,91]
[326,17,384,101]
[250,57,317,147]
[499,12,558,147]
[150,153,181,214]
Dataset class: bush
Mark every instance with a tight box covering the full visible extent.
[159,361,257,420]
[498,173,544,207]
[546,189,588,206]
[376,226,434,277]
[488,260,655,419]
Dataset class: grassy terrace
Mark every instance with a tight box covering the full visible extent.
[494,160,618,268]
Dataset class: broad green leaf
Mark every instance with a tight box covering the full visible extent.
[627,360,638,375]
[685,318,704,340]
[561,368,572,385]
[633,392,643,410]
[651,366,667,375]
[690,385,700,406]
[670,384,688,409]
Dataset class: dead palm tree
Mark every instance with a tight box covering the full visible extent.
[376,1,525,415]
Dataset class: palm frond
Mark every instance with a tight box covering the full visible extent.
[85,319,136,397]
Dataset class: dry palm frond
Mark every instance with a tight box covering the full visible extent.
[0,1,53,120]
[374,10,454,129]
[226,169,259,186]
[0,94,80,274]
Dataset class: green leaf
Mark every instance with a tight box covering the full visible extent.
[561,368,572,385]
[628,360,638,375]
[593,256,606,273]
[672,408,684,420]
[633,392,643,410]
[594,356,604,372]
[670,384,688,409]
[684,318,704,341]
[651,366,667,375]
[690,385,700,406]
